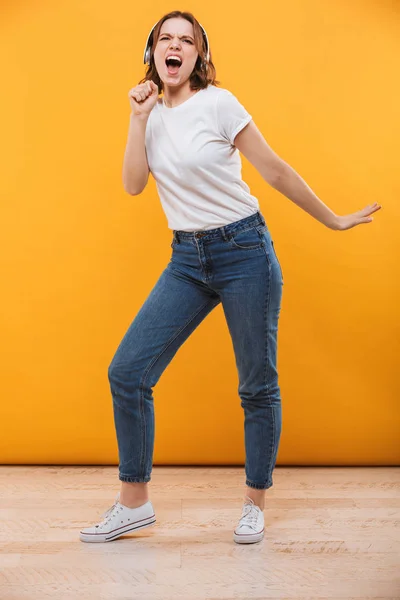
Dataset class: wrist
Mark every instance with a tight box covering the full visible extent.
[328,215,341,230]
[130,111,149,122]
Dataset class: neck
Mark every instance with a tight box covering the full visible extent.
[162,83,198,108]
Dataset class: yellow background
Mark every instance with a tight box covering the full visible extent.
[1,1,399,467]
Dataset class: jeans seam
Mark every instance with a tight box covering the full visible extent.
[271,241,284,283]
[262,243,276,486]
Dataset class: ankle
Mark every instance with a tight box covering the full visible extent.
[244,489,266,511]
[119,482,149,508]
[120,498,148,509]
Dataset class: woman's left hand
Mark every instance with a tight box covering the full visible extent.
[333,202,382,230]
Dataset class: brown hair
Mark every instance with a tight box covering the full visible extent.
[138,11,220,92]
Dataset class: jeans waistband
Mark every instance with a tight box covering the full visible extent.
[173,211,266,244]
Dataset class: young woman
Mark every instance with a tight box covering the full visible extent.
[80,11,381,545]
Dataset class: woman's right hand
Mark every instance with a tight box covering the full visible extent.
[128,81,159,117]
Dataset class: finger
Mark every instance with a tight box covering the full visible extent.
[134,89,144,100]
[359,204,381,217]
[362,206,381,217]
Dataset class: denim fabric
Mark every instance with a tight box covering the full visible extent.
[108,210,283,490]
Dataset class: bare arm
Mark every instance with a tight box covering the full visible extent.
[234,121,337,229]
[235,121,381,230]
[122,113,150,195]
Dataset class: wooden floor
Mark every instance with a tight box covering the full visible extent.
[0,465,399,599]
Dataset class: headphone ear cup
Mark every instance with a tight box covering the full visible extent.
[145,45,151,65]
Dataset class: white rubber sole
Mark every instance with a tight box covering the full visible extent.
[80,515,156,543]
[233,527,265,544]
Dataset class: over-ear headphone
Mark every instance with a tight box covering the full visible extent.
[143,19,210,67]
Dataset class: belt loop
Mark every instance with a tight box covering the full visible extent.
[174,231,180,244]
[221,225,228,242]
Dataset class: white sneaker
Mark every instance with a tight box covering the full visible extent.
[79,492,156,543]
[233,495,265,544]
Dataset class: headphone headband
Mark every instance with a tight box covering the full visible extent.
[143,19,210,65]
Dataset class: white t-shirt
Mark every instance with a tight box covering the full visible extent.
[145,84,260,231]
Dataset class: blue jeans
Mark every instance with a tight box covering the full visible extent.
[108,210,283,490]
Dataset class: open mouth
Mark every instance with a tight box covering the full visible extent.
[165,57,182,75]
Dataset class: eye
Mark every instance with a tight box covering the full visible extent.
[160,36,193,44]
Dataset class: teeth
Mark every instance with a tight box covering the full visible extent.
[166,55,182,64]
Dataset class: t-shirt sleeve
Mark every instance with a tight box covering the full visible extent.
[216,90,252,146]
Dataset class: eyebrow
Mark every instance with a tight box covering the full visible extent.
[159,32,194,41]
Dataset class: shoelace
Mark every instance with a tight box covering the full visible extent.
[96,493,121,529]
[238,497,261,530]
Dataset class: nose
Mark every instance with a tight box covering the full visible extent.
[169,36,181,48]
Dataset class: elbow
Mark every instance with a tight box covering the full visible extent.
[123,180,145,195]
[122,173,149,196]
[124,187,142,196]
[267,160,288,187]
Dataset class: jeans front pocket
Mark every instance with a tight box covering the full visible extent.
[228,225,266,250]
